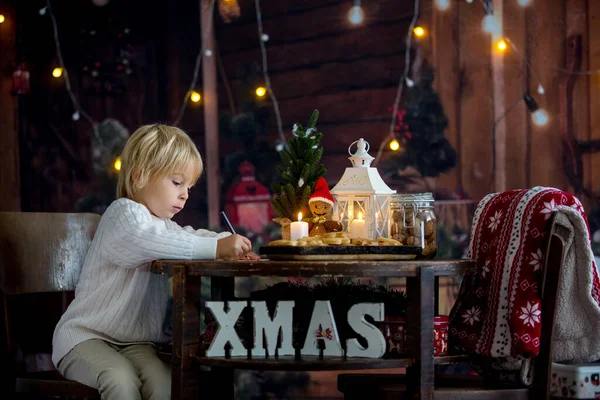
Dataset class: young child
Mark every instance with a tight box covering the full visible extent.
[52,124,258,400]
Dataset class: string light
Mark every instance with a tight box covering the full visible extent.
[261,33,269,42]
[389,139,400,151]
[495,39,508,52]
[52,67,63,78]
[255,86,267,97]
[174,0,217,125]
[537,84,545,95]
[466,0,473,3]
[204,49,213,57]
[190,91,201,103]
[114,156,122,171]
[435,0,450,10]
[39,7,47,15]
[0,14,5,23]
[348,0,365,26]
[405,77,415,87]
[517,0,532,6]
[524,94,549,127]
[255,0,286,146]
[374,0,420,166]
[413,26,425,38]
[72,111,80,121]
[482,14,501,36]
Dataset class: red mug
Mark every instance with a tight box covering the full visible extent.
[379,315,449,357]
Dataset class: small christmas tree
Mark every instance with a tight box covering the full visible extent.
[381,66,457,180]
[271,109,326,220]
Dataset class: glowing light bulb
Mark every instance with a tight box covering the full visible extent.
[348,5,364,25]
[0,15,5,23]
[482,14,501,36]
[532,109,549,126]
[405,77,415,87]
[537,84,545,95]
[52,67,63,78]
[495,39,508,52]
[255,86,267,97]
[413,26,426,37]
[190,91,201,103]
[518,0,532,6]
[389,139,400,151]
[114,157,122,171]
[466,0,473,3]
[435,0,450,10]
[72,111,80,121]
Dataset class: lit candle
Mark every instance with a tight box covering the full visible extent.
[350,212,367,238]
[290,212,309,241]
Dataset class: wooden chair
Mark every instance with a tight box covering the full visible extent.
[0,212,101,399]
[338,213,565,399]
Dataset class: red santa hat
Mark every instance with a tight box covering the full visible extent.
[309,177,334,206]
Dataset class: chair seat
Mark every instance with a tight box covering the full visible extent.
[15,370,100,398]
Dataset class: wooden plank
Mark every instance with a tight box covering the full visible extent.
[458,0,493,201]
[589,0,600,204]
[432,0,461,192]
[201,0,220,228]
[526,0,566,190]
[221,22,411,76]
[215,0,341,26]
[502,0,528,191]
[219,53,405,103]
[566,0,590,206]
[491,0,506,192]
[0,2,20,211]
[276,87,398,127]
[218,0,414,54]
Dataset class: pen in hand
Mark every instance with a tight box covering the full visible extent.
[220,211,251,259]
[220,211,236,234]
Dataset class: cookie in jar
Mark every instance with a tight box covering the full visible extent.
[389,193,437,258]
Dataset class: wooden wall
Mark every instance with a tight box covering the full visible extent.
[0,0,19,211]
[213,0,600,204]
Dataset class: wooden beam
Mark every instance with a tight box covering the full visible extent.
[432,0,461,192]
[0,1,20,211]
[491,0,506,192]
[503,0,528,191]
[201,0,220,228]
[458,0,493,201]
[589,0,600,204]
[526,0,566,190]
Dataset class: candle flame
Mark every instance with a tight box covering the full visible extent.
[298,212,303,221]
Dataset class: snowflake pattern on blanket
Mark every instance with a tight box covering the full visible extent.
[449,187,600,359]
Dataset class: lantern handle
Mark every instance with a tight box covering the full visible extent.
[348,138,370,156]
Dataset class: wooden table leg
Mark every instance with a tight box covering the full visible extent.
[171,265,201,400]
[208,276,235,400]
[407,267,436,399]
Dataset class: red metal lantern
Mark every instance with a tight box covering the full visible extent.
[11,62,31,95]
[224,161,272,233]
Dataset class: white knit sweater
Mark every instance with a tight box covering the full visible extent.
[52,198,230,367]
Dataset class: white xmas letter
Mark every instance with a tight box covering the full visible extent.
[205,301,246,357]
[301,300,343,356]
[251,301,295,357]
[345,303,386,358]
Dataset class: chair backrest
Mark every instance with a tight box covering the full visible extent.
[0,212,101,295]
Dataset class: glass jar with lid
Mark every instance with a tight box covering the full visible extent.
[389,192,437,258]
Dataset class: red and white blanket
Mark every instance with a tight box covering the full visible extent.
[450,187,600,364]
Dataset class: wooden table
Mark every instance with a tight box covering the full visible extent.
[151,258,476,400]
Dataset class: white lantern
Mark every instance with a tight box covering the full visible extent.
[330,138,396,240]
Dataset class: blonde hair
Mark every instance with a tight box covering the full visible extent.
[117,124,203,199]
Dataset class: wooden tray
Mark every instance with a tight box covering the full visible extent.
[259,245,422,261]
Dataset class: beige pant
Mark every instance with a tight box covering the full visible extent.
[57,339,171,400]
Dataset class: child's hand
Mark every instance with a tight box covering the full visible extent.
[216,234,252,260]
[242,251,260,261]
